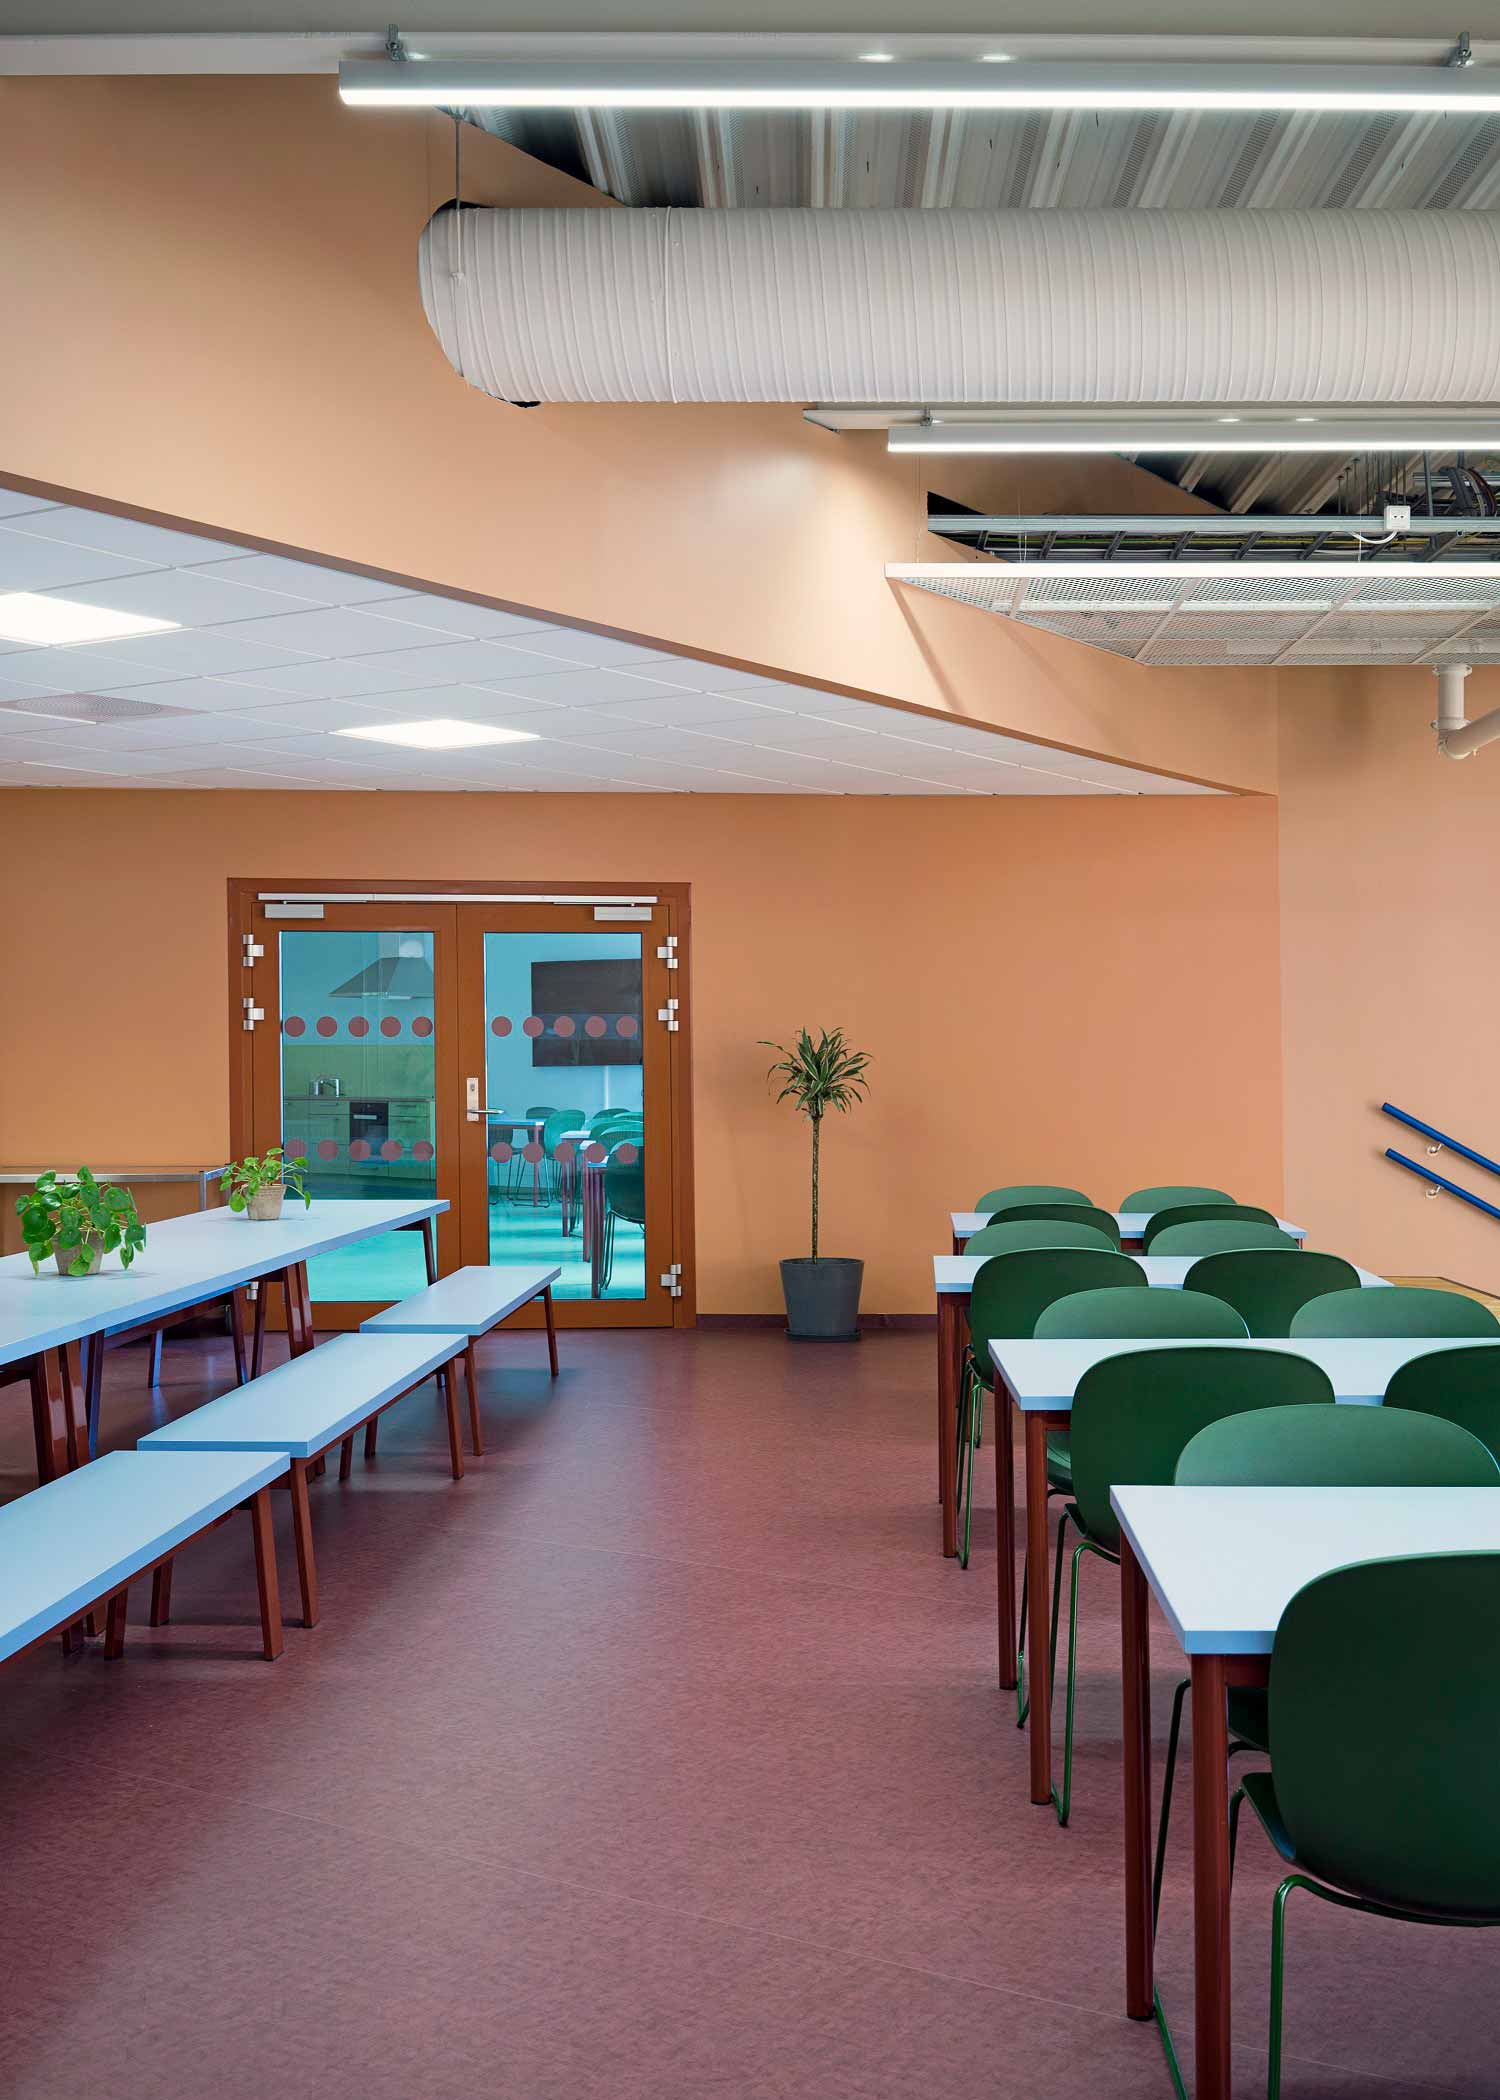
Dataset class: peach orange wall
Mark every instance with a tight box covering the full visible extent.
[1279,667,1500,1284]
[0,77,1276,794]
[0,789,1285,1312]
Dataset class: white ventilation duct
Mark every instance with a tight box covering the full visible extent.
[419,206,1500,407]
[1434,664,1500,761]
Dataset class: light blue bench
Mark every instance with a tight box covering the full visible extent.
[140,1332,470,1629]
[361,1265,562,1456]
[0,1450,286,1665]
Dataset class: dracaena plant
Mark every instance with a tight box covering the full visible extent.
[16,1168,147,1275]
[221,1146,312,1212]
[761,1027,871,1259]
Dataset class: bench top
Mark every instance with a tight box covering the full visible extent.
[360,1265,561,1337]
[0,1449,285,1664]
[139,1333,462,1459]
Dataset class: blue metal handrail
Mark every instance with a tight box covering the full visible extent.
[1381,1102,1500,1182]
[1385,1148,1500,1224]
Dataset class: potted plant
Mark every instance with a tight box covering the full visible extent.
[762,1026,871,1340]
[17,1168,147,1277]
[221,1146,312,1222]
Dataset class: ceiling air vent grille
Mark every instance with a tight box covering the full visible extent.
[0,694,197,725]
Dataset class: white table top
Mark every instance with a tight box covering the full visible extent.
[0,1198,447,1368]
[989,1334,1499,1412]
[140,1332,462,1459]
[934,1253,1387,1295]
[361,1263,560,1337]
[1111,1484,1500,1655]
[952,1210,1305,1241]
[0,1447,286,1662]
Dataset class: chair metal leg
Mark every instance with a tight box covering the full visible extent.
[1153,1677,1191,1933]
[1056,1533,1116,1829]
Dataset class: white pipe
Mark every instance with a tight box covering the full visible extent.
[1431,663,1500,760]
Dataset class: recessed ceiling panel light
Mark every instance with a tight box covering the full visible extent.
[0,592,180,648]
[334,718,542,750]
[858,52,895,63]
[978,52,1014,62]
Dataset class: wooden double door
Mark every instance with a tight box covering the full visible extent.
[231,883,690,1329]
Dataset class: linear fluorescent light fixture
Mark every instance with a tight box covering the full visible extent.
[338,57,1500,112]
[887,562,1500,581]
[0,592,180,648]
[889,420,1500,456]
[335,718,541,750]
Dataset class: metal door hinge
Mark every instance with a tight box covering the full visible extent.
[241,933,265,966]
[242,996,265,1032]
[657,997,680,1033]
[660,1262,684,1297]
[655,935,679,969]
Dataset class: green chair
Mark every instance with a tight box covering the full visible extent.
[1141,1202,1278,1250]
[974,1183,1092,1212]
[954,1248,1146,1572]
[1291,1286,1500,1339]
[600,1148,645,1294]
[966,1219,1117,1257]
[1236,1554,1500,2099]
[523,1103,557,1121]
[994,1202,1122,1248]
[1033,1287,1249,1342]
[1183,1250,1362,1337]
[1121,1183,1235,1212]
[1047,1349,1334,1827]
[1148,1221,1300,1256]
[1385,1343,1500,1463]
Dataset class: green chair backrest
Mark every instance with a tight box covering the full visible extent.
[1034,1286,1249,1340]
[1176,1402,1500,1487]
[1268,1554,1500,1917]
[1183,1250,1362,1338]
[975,1184,1092,1212]
[1148,1221,1300,1256]
[1121,1184,1236,1212]
[992,1201,1122,1248]
[589,1109,630,1132]
[1291,1287,1500,1340]
[1141,1202,1277,1249]
[965,1219,1116,1256]
[968,1250,1146,1381]
[541,1109,580,1156]
[523,1104,557,1121]
[605,1153,646,1224]
[1069,1347,1335,1550]
[1384,1344,1500,1467]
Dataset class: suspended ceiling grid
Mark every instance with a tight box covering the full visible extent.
[886,565,1500,667]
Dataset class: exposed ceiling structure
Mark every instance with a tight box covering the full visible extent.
[0,492,1212,795]
[887,562,1500,668]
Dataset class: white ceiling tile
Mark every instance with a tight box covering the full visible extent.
[478,666,702,707]
[28,629,316,680]
[507,633,700,672]
[0,529,156,593]
[0,492,57,520]
[91,676,303,712]
[683,666,792,693]
[187,554,415,605]
[571,691,768,729]
[14,507,245,568]
[206,698,421,735]
[36,568,334,629]
[209,657,460,700]
[213,605,470,657]
[355,595,565,643]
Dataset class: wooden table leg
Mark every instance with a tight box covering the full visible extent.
[543,1285,559,1377]
[951,1233,964,1256]
[994,1387,1017,1689]
[228,1289,248,1385]
[249,1486,285,1660]
[150,1562,173,1625]
[1121,1533,1154,2020]
[61,1344,86,1473]
[290,1263,315,1355]
[84,1334,105,1460]
[420,1214,439,1285]
[251,1281,268,1377]
[287,1459,318,1628]
[464,1339,483,1456]
[1192,1653,1234,2100]
[364,1414,380,1460]
[148,1331,164,1387]
[104,1586,129,1660]
[1024,1411,1055,1805]
[936,1292,959,1556]
[442,1357,465,1480]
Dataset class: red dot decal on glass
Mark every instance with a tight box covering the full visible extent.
[522,1015,545,1038]
[347,1015,370,1039]
[584,1015,607,1039]
[380,1016,401,1038]
[348,1139,372,1162]
[614,1143,638,1165]
[616,1016,638,1039]
[489,1142,512,1165]
[411,1014,433,1038]
[490,1016,511,1037]
[522,1141,544,1164]
[380,1139,403,1162]
[316,1139,338,1161]
[283,1015,305,1038]
[412,1140,434,1162]
[584,1143,607,1165]
[554,1141,575,1164]
[553,1015,576,1039]
[315,1015,337,1038]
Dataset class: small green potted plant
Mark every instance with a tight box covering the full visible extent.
[221,1146,312,1222]
[17,1168,147,1277]
[761,1026,871,1341]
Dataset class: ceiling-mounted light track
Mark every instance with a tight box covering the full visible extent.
[338,56,1500,112]
[889,419,1500,456]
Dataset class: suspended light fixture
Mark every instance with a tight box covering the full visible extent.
[888,419,1500,455]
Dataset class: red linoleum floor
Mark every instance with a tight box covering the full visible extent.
[0,1328,1492,2099]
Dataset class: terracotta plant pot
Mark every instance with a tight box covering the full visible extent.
[54,1241,104,1278]
[246,1184,286,1221]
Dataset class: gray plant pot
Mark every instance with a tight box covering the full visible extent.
[54,1241,104,1277]
[246,1184,286,1221]
[780,1257,864,1341]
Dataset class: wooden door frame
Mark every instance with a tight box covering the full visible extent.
[227,877,696,1329]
